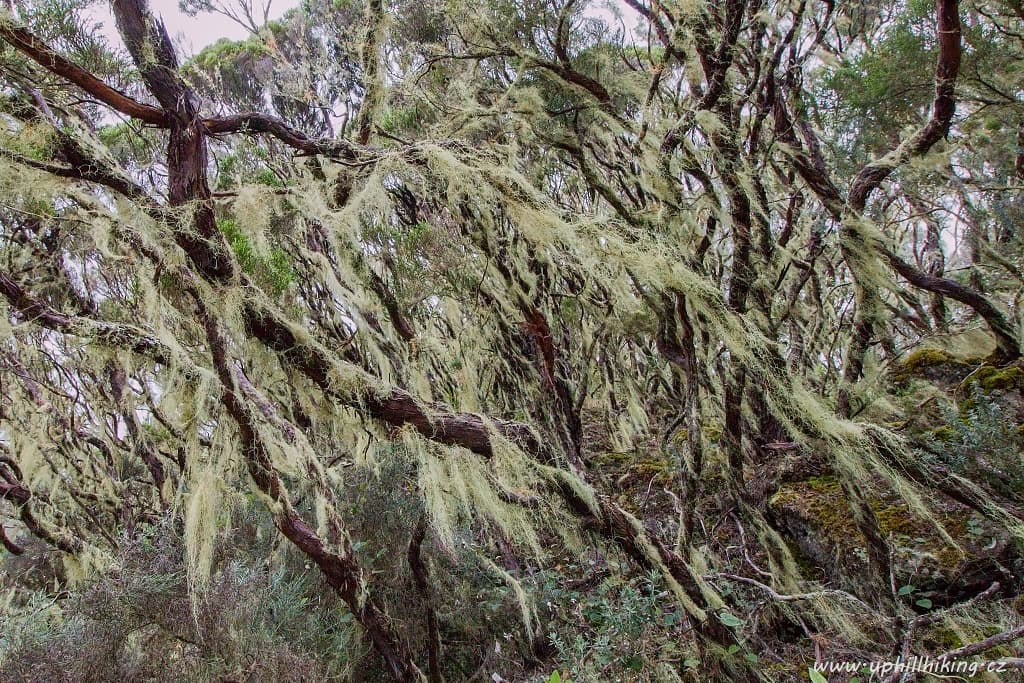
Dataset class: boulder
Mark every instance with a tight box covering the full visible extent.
[768,475,1022,607]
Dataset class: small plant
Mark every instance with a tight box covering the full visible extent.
[543,570,681,680]
[217,218,295,296]
[923,385,1024,502]
[897,583,932,609]
[0,519,354,682]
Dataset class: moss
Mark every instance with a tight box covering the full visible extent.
[951,365,1023,423]
[701,423,723,443]
[878,507,964,570]
[631,458,672,485]
[875,504,921,536]
[898,348,959,375]
[769,476,857,541]
[771,476,970,575]
[806,475,841,494]
[931,425,956,441]
[759,661,808,683]
[921,625,964,650]
[592,451,633,465]
[961,365,1024,392]
[783,538,824,580]
[956,396,977,417]
[892,348,985,385]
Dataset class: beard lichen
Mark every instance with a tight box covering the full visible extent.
[2,2,1023,678]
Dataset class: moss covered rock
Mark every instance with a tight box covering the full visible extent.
[962,365,1024,392]
[768,476,1021,605]
[893,348,965,383]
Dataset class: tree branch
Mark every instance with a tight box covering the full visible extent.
[204,112,362,160]
[848,0,962,212]
[0,20,168,125]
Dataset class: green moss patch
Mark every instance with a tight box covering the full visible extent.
[769,476,990,590]
[960,365,1024,393]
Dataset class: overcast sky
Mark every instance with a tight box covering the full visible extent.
[87,0,639,56]
[88,0,300,56]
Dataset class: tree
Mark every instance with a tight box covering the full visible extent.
[1,0,1023,680]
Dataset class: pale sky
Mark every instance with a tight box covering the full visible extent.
[87,0,300,56]
[87,0,639,56]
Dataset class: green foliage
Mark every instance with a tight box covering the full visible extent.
[217,218,295,296]
[214,148,285,190]
[189,36,271,72]
[718,611,744,628]
[379,102,432,134]
[543,570,684,680]
[0,521,355,682]
[897,583,932,609]
[923,385,1024,500]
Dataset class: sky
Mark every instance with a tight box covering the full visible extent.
[88,0,300,56]
[88,0,640,56]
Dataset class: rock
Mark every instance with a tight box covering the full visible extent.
[768,475,1022,606]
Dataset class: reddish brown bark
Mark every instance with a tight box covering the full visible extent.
[408,516,442,683]
[848,0,963,213]
[0,21,167,125]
